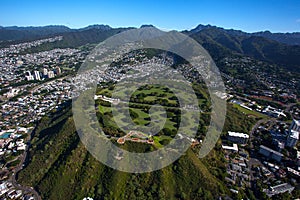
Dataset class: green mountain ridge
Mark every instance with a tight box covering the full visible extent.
[188,27,300,72]
[16,93,258,200]
[17,106,231,200]
[1,24,300,73]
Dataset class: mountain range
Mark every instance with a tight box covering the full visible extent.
[1,24,300,72]
[1,24,300,45]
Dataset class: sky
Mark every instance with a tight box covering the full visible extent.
[1,0,300,33]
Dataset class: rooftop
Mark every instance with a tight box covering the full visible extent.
[271,183,294,193]
[289,129,299,140]
[228,131,249,139]
[292,119,300,127]
[259,145,283,157]
[222,143,238,151]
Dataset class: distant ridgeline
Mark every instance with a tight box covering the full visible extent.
[1,24,300,73]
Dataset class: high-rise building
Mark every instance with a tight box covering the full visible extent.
[286,119,300,148]
[25,71,34,81]
[43,68,48,77]
[289,119,300,132]
[34,71,41,81]
[286,130,299,148]
[48,71,55,78]
[55,66,61,75]
[25,75,34,81]
[26,71,31,76]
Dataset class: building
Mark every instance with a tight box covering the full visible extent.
[262,106,286,118]
[286,119,300,148]
[289,119,300,132]
[25,71,34,81]
[287,167,300,178]
[26,71,31,77]
[286,129,299,148]
[6,88,20,98]
[259,145,283,162]
[25,75,34,81]
[227,131,249,144]
[222,143,238,152]
[47,71,55,78]
[272,139,285,151]
[55,66,61,75]
[34,71,41,81]
[42,68,48,76]
[264,183,294,197]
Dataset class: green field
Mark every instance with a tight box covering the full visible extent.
[95,83,209,147]
[17,106,232,200]
[16,82,263,200]
[232,103,268,119]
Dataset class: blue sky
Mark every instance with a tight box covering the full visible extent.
[1,0,300,33]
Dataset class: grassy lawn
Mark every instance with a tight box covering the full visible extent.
[99,104,178,131]
[232,103,268,119]
[96,83,208,146]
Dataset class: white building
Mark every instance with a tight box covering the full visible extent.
[286,119,300,148]
[43,68,48,76]
[289,119,300,132]
[286,129,299,148]
[26,74,34,81]
[227,131,249,144]
[264,183,294,197]
[222,143,238,152]
[6,88,20,98]
[262,106,286,118]
[34,70,41,80]
[48,71,55,78]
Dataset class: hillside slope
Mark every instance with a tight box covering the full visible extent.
[17,106,230,200]
[188,27,300,72]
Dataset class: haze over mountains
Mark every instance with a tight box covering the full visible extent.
[1,23,300,72]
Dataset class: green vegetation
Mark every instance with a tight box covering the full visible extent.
[223,104,257,134]
[17,105,231,200]
[95,83,209,146]
[16,81,261,200]
[232,103,268,119]
[6,159,21,168]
